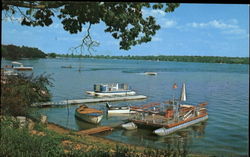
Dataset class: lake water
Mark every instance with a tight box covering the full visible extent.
[2,58,249,156]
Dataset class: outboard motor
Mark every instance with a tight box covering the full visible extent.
[106,102,111,109]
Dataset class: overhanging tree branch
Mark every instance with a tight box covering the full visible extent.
[3,2,180,53]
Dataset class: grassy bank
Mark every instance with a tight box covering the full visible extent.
[0,116,208,157]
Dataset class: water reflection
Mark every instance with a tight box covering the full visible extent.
[118,120,208,155]
[75,117,100,130]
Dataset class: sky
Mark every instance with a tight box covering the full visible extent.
[1,3,249,57]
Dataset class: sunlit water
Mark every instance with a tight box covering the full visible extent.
[2,58,249,156]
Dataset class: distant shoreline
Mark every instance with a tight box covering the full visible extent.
[51,54,249,65]
[1,44,248,64]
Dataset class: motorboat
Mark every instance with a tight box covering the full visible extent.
[144,72,157,76]
[106,102,136,114]
[12,61,33,71]
[86,83,136,97]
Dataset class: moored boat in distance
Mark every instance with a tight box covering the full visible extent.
[12,61,33,71]
[61,65,72,68]
[75,105,103,124]
[144,72,157,76]
[86,83,136,97]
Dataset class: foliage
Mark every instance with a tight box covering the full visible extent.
[56,54,249,64]
[2,2,180,51]
[0,117,65,157]
[47,52,57,58]
[0,116,192,157]
[1,44,47,60]
[1,73,53,116]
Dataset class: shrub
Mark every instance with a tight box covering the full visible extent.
[1,73,53,116]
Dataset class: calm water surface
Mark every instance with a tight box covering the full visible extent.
[2,58,249,156]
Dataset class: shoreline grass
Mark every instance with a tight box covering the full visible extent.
[0,116,209,157]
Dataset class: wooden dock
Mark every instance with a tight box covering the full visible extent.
[31,95,147,107]
[76,126,113,135]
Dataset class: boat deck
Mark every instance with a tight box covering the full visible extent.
[77,107,103,114]
[76,126,113,135]
[130,113,207,129]
[130,114,171,128]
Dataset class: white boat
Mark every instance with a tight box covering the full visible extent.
[12,61,33,71]
[144,72,157,75]
[106,103,136,114]
[75,105,103,124]
[121,122,137,130]
[86,83,136,97]
[94,91,136,97]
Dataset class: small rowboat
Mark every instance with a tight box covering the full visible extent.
[75,105,103,124]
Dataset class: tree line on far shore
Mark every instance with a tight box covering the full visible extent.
[56,53,249,64]
[1,44,249,64]
[1,44,47,59]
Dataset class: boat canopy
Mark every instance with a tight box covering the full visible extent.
[11,61,23,65]
[180,83,187,101]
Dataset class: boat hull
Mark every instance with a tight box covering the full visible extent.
[121,122,138,130]
[75,111,103,124]
[108,109,136,114]
[13,67,33,71]
[153,115,208,136]
[95,91,136,97]
[86,91,136,97]
[144,72,157,75]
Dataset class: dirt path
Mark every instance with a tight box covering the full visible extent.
[46,122,145,151]
[47,123,71,134]
[46,122,208,157]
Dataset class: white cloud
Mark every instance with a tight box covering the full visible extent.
[187,20,237,29]
[142,9,177,29]
[209,20,237,29]
[162,19,177,28]
[223,28,245,35]
[186,19,248,38]
[152,36,162,42]
[142,9,166,18]
[150,10,166,17]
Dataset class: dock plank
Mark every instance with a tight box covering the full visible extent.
[32,95,147,107]
[76,126,113,135]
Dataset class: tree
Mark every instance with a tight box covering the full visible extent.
[1,44,47,59]
[47,52,57,58]
[2,1,180,53]
[1,73,53,116]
